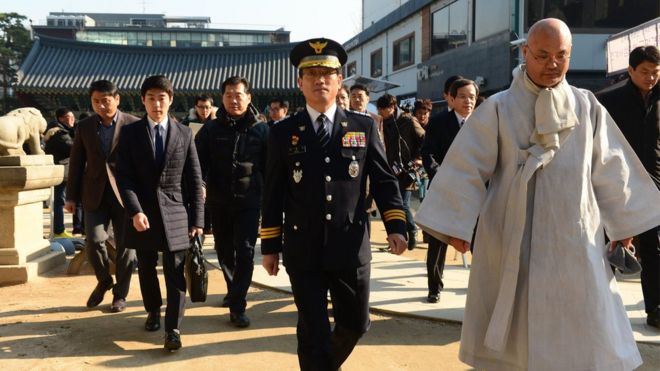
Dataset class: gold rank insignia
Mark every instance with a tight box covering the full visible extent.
[309,41,328,54]
[291,135,299,146]
[382,209,406,222]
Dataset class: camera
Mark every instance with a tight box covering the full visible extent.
[392,161,418,183]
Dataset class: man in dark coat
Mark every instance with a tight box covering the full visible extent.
[115,75,204,351]
[46,107,81,238]
[421,78,479,303]
[378,93,425,250]
[261,38,408,371]
[195,76,269,327]
[597,45,660,328]
[66,80,139,312]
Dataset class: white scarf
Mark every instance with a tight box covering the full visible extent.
[484,65,577,352]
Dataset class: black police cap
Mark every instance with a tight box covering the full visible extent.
[290,38,348,69]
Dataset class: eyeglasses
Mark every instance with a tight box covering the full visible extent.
[302,69,338,79]
[196,105,212,109]
[526,47,570,64]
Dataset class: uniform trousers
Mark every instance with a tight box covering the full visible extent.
[210,206,259,314]
[426,236,448,295]
[640,226,660,314]
[136,246,187,332]
[287,263,371,371]
[84,185,136,299]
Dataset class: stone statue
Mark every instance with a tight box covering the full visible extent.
[0,107,47,156]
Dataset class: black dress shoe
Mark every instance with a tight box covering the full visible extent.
[647,308,660,329]
[220,296,230,308]
[145,311,161,332]
[230,312,250,328]
[86,281,114,308]
[164,330,182,351]
[427,293,439,303]
[110,297,126,313]
[407,231,417,250]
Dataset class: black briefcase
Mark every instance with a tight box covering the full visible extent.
[185,235,208,302]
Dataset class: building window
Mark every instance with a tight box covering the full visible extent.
[393,33,414,70]
[370,49,383,77]
[525,0,659,31]
[345,61,357,77]
[475,0,510,40]
[432,0,469,55]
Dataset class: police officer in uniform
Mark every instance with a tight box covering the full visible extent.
[261,38,408,371]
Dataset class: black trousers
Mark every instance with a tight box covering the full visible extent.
[426,234,448,295]
[136,248,187,332]
[639,226,660,314]
[287,264,370,371]
[210,206,259,314]
[84,185,136,299]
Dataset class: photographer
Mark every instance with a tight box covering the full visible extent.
[195,76,269,328]
[378,94,425,250]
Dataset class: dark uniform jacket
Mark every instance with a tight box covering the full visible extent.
[382,112,425,190]
[597,79,659,189]
[421,109,461,180]
[115,117,204,252]
[195,106,268,209]
[261,108,407,270]
[66,111,139,211]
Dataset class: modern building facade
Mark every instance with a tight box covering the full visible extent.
[345,0,659,104]
[33,12,290,48]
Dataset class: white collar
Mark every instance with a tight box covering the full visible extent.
[306,103,337,124]
[454,111,468,124]
[147,115,169,131]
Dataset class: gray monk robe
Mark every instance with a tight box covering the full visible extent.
[416,65,660,371]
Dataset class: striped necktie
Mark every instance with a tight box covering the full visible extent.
[316,114,330,149]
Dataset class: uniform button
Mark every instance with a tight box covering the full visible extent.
[326,195,332,202]
[325,175,331,182]
[325,157,330,163]
[325,214,332,221]
[293,225,298,231]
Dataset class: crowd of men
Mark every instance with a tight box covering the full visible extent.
[32,16,658,371]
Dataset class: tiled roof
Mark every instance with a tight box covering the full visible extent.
[16,36,298,95]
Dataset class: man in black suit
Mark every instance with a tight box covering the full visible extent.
[115,75,204,351]
[421,78,479,303]
[261,38,408,371]
[597,45,660,328]
[66,80,139,312]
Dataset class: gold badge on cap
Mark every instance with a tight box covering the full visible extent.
[309,41,328,54]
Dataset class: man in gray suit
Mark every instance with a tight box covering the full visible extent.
[116,75,204,351]
[66,80,139,313]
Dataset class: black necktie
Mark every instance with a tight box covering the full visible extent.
[316,114,330,149]
[155,124,164,165]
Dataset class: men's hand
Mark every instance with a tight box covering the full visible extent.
[610,237,634,252]
[189,226,204,238]
[64,201,76,214]
[387,233,407,255]
[449,237,470,254]
[262,253,280,276]
[132,213,150,232]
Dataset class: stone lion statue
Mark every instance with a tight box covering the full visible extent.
[0,107,47,156]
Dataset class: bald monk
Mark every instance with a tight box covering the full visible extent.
[416,18,660,371]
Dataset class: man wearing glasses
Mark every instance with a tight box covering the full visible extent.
[260,38,408,370]
[180,94,217,127]
[416,18,660,370]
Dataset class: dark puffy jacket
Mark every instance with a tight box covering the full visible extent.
[44,122,74,179]
[195,104,269,209]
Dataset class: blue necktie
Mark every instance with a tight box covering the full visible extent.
[155,125,164,165]
[316,114,330,149]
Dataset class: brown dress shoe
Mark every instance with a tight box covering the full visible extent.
[110,297,126,313]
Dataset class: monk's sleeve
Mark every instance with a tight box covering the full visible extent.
[415,103,499,244]
[590,95,660,241]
